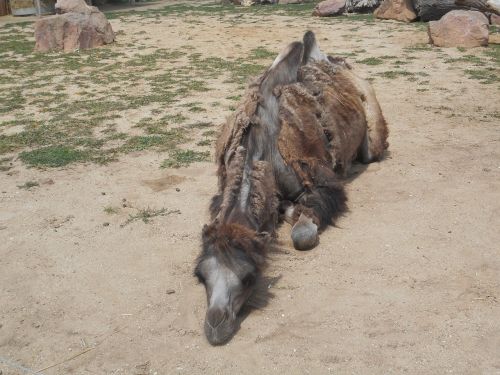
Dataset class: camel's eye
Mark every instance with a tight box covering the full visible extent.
[241,274,256,287]
[194,269,206,284]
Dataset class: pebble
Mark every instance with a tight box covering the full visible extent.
[166,289,176,295]
[40,178,54,185]
[175,188,180,192]
[103,222,110,227]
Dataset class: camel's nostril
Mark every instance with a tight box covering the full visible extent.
[206,307,227,329]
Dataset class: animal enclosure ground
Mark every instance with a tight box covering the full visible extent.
[0,1,499,373]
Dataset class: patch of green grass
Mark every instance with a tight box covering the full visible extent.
[202,130,217,137]
[356,57,384,66]
[404,43,432,53]
[17,180,39,190]
[122,130,185,152]
[188,122,213,129]
[464,68,499,84]
[483,44,499,67]
[0,33,33,56]
[121,207,180,226]
[250,46,276,60]
[226,95,242,101]
[105,2,317,21]
[377,70,415,79]
[19,146,88,168]
[197,139,212,146]
[161,113,188,124]
[444,54,486,66]
[104,206,119,215]
[344,13,375,23]
[161,149,210,168]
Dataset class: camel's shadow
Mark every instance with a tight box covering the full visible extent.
[229,275,282,341]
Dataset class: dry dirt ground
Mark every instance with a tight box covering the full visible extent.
[1,2,499,374]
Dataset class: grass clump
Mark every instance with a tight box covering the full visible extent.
[121,207,180,226]
[377,70,415,79]
[19,146,88,167]
[250,47,276,60]
[104,206,119,215]
[464,68,499,84]
[161,149,210,168]
[17,180,39,190]
[356,57,384,66]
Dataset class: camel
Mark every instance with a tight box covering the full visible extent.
[194,31,389,345]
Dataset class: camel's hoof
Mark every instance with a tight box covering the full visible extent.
[291,214,318,251]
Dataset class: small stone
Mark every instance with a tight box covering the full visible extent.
[175,188,180,192]
[103,222,110,227]
[40,178,54,185]
[166,289,176,294]
[101,192,106,195]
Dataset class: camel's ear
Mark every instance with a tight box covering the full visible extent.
[302,30,327,65]
[259,41,304,98]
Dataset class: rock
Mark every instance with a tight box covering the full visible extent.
[279,0,303,4]
[312,0,346,16]
[374,0,416,22]
[34,7,114,52]
[345,0,380,13]
[55,0,92,14]
[491,13,500,25]
[413,0,458,21]
[428,10,489,48]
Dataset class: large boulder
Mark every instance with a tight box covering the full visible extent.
[312,0,346,16]
[34,8,114,52]
[428,10,489,47]
[345,0,380,12]
[374,0,416,22]
[55,0,92,14]
[413,0,459,21]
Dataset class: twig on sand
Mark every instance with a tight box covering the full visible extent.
[35,327,123,373]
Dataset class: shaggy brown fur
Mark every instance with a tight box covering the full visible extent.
[195,31,389,345]
[198,222,269,269]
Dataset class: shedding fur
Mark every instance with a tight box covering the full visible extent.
[195,31,389,345]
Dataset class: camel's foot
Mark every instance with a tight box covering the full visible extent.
[291,213,318,251]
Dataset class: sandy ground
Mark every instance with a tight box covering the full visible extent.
[1,4,500,374]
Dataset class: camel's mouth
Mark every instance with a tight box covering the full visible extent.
[204,312,236,346]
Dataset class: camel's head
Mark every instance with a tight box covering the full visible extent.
[195,223,267,345]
